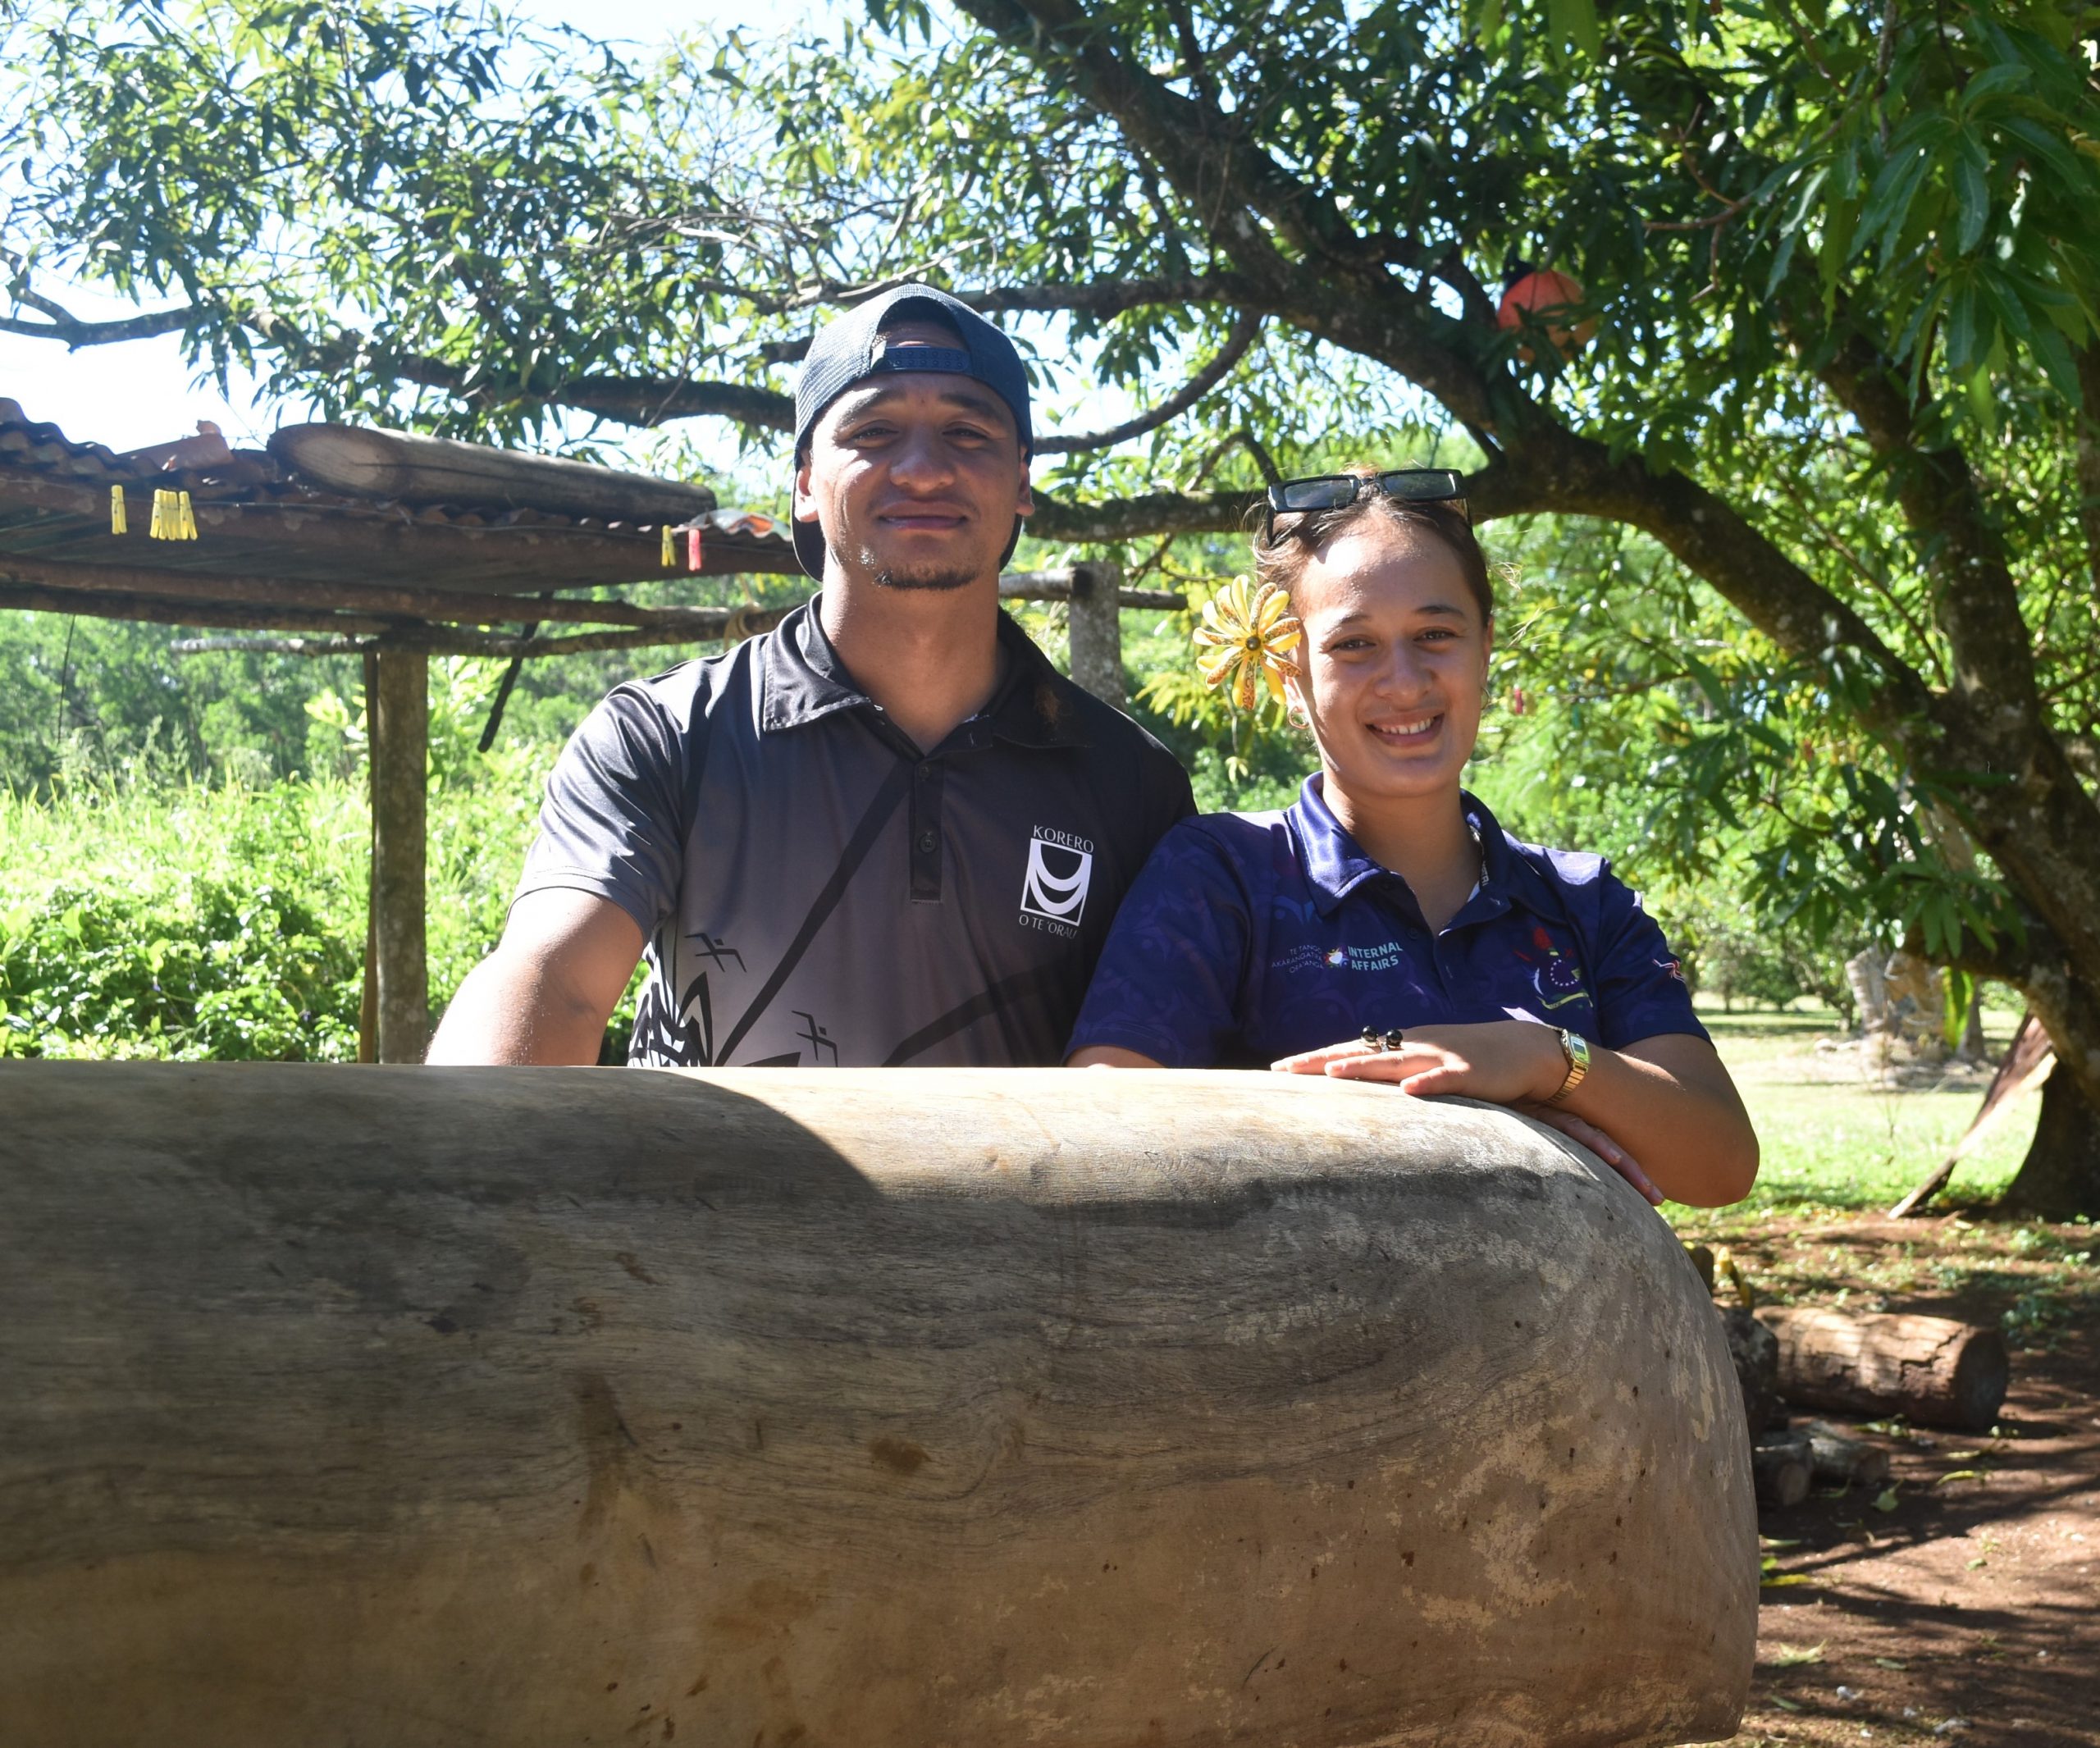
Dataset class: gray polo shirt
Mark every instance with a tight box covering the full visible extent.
[515,602,1194,1067]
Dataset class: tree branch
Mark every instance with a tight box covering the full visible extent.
[0,303,202,346]
[682,272,1259,323]
[1034,309,1262,453]
[951,0,1498,431]
[1027,484,1255,543]
[1815,322,2039,712]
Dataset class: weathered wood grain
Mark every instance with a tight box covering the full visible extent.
[1757,1306,2010,1431]
[0,1064,1755,1747]
[267,424,719,521]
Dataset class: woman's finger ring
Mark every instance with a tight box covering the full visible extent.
[1383,1029,1406,1051]
[1361,1027,1384,1050]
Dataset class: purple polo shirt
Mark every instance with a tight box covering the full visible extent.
[1066,775,1705,1068]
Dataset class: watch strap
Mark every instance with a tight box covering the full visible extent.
[1548,1029,1591,1105]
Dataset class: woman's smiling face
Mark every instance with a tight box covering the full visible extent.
[1285,519,1492,807]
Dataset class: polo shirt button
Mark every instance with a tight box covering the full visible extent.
[916,763,935,782]
[916,830,938,854]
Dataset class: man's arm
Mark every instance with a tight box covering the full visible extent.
[426,890,646,1065]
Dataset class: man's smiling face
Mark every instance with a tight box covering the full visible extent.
[793,318,1033,592]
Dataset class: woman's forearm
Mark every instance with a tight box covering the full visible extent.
[1552,1034,1758,1207]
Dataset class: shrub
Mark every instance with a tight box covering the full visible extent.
[0,876,360,1060]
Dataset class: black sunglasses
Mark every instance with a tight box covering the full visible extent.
[1262,468,1468,542]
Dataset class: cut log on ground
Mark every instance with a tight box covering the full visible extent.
[1756,1306,2010,1431]
[1751,1430,1813,1507]
[1721,1305,1782,1435]
[0,1066,1755,1748]
[1800,1421,1893,1488]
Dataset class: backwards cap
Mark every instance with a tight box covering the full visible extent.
[792,283,1033,580]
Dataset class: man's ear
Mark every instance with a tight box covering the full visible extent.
[792,450,819,524]
[1016,454,1034,519]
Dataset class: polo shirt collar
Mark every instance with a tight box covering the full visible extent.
[1291,774,1386,915]
[760,597,1089,748]
[1289,776,1565,925]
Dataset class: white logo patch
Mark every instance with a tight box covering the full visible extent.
[1020,828,1093,933]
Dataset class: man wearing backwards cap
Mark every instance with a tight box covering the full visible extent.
[429,285,1194,1067]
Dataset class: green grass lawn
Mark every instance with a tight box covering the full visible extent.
[1687,1001,2039,1225]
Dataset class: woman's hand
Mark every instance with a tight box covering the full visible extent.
[1271,1024,1666,1205]
[1271,1024,1756,1207]
[1271,1021,1568,1104]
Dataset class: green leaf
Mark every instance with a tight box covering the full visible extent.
[1965,367,1999,439]
[1855,143,1933,266]
[1872,1486,1900,1513]
[1952,135,1991,254]
[1956,62,2033,111]
[1546,0,1602,59]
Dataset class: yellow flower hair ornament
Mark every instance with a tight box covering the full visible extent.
[1193,575,1303,711]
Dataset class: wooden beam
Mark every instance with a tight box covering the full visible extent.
[370,650,429,1063]
[999,568,1185,610]
[0,582,394,637]
[267,424,718,522]
[169,613,792,660]
[0,550,773,630]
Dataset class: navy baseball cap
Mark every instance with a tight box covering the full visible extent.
[792,282,1033,580]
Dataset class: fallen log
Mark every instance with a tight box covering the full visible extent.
[0,1065,1755,1748]
[267,422,719,521]
[1756,1306,2010,1431]
[1751,1431,1812,1508]
[1720,1306,1782,1435]
[1800,1421,1892,1489]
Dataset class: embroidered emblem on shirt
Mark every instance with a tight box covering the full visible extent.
[1020,828,1093,934]
[1517,924,1589,1011]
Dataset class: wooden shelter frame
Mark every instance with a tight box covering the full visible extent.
[1,405,1175,1061]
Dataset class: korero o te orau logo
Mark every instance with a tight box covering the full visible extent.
[1020,826,1093,935]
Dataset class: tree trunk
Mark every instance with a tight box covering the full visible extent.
[1757,1308,2009,1431]
[0,1063,1755,1748]
[2002,1057,2100,1220]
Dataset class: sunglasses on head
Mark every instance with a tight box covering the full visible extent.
[1262,468,1468,543]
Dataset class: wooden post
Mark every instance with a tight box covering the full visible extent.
[1066,558,1125,710]
[369,648,429,1062]
[358,650,380,1064]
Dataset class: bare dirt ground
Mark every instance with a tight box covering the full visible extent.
[1707,1216,2098,1747]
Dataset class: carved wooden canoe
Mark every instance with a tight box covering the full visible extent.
[0,1063,1755,1746]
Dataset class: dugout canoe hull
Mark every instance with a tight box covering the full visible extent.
[0,1063,1755,1747]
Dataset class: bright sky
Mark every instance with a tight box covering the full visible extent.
[0,0,832,468]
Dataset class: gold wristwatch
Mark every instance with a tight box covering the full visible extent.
[1547,1029,1591,1105]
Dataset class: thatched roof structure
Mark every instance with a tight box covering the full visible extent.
[0,400,801,655]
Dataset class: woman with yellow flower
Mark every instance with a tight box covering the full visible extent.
[1067,468,1757,1209]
